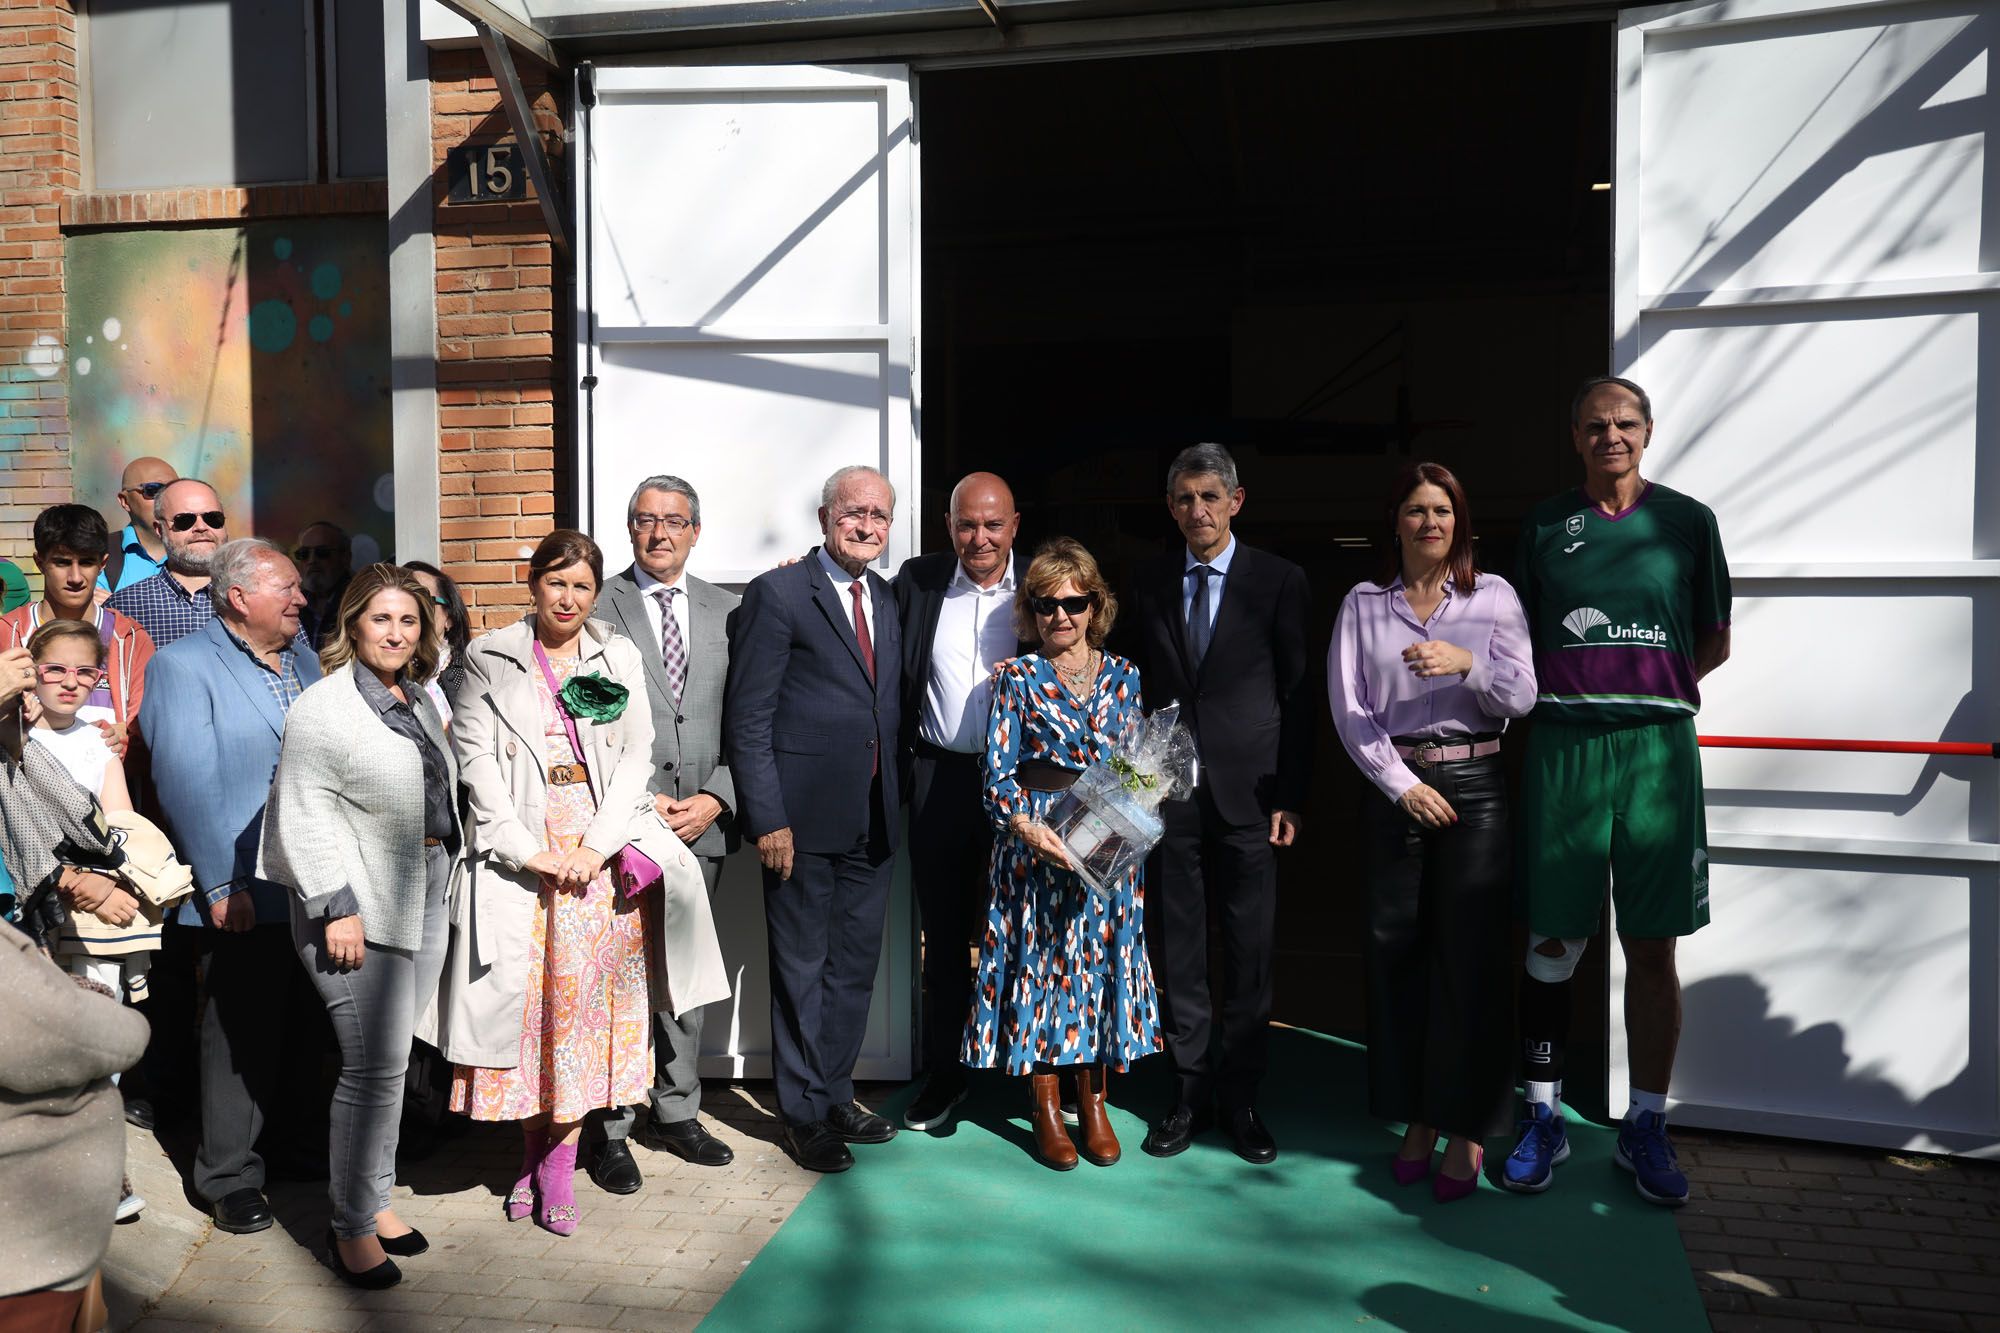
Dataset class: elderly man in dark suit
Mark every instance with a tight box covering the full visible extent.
[725,464,903,1173]
[1128,443,1312,1166]
[891,472,1022,1131]
[582,475,741,1193]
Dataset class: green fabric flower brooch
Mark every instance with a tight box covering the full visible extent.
[558,673,629,723]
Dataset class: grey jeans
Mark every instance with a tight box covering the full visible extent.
[293,845,451,1239]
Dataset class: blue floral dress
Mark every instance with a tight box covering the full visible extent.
[961,652,1164,1074]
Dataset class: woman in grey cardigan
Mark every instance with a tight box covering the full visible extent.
[260,563,461,1290]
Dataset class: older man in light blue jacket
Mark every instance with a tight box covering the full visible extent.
[140,537,318,1237]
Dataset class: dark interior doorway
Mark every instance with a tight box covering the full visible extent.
[918,21,1617,1112]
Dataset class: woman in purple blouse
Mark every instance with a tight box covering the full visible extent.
[1328,461,1536,1203]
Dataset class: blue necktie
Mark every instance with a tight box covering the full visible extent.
[1188,565,1216,665]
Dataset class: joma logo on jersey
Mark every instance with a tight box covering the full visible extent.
[1561,607,1668,645]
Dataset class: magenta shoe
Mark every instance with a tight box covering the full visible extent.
[536,1141,580,1237]
[1390,1152,1433,1186]
[1432,1148,1483,1203]
[505,1127,546,1222]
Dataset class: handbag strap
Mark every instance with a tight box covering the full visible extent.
[530,640,588,766]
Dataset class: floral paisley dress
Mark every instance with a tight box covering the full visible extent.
[449,654,654,1123]
[961,651,1163,1074]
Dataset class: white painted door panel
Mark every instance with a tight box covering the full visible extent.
[577,63,917,1082]
[1613,0,2000,1155]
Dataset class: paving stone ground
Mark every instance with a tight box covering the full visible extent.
[105,1092,2000,1331]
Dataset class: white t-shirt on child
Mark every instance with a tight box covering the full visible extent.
[29,718,112,799]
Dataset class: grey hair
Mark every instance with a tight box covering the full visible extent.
[207,537,291,614]
[1166,442,1240,495]
[627,474,701,528]
[819,465,896,511]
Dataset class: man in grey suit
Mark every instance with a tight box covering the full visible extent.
[140,538,321,1236]
[582,475,741,1192]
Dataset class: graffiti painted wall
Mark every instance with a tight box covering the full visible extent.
[67,220,392,564]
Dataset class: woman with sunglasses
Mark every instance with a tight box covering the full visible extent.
[963,537,1163,1170]
[1327,461,1536,1202]
[402,561,471,720]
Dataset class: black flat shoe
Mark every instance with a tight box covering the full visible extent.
[641,1117,735,1167]
[325,1230,402,1290]
[781,1121,855,1173]
[828,1101,897,1145]
[586,1139,644,1194]
[210,1188,274,1234]
[1226,1106,1278,1165]
[122,1096,157,1132]
[1141,1106,1211,1159]
[902,1073,968,1132]
[378,1228,428,1257]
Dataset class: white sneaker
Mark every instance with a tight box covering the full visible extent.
[116,1188,145,1222]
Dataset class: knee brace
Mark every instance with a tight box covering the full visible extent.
[1523,933,1588,984]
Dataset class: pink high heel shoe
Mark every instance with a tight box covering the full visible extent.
[1432,1147,1484,1203]
[505,1127,547,1222]
[1390,1151,1433,1186]
[536,1141,580,1237]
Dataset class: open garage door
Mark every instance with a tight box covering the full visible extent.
[1612,0,2000,1155]
[577,62,918,1080]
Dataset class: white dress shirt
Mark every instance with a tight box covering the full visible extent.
[919,553,1017,753]
[816,546,878,644]
[633,564,692,657]
[1181,532,1238,634]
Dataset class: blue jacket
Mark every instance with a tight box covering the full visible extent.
[139,617,324,926]
[724,549,902,854]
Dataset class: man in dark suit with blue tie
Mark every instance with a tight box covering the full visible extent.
[725,465,904,1173]
[1127,443,1312,1166]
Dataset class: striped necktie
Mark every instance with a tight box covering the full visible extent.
[651,586,686,705]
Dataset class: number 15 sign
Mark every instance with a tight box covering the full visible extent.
[446,141,531,203]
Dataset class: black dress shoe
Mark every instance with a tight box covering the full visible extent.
[828,1101,898,1145]
[122,1096,156,1132]
[1226,1106,1278,1164]
[586,1139,644,1195]
[325,1229,402,1290]
[1141,1105,1212,1159]
[641,1117,735,1167]
[781,1121,855,1173]
[211,1188,274,1234]
[378,1228,428,1257]
[902,1073,968,1131]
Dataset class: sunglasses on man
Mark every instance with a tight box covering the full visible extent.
[123,481,171,500]
[167,511,225,532]
[295,545,341,560]
[1029,594,1096,617]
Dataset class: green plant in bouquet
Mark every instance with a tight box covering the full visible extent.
[1107,754,1159,795]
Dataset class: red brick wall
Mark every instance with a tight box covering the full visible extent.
[0,0,77,574]
[429,49,566,630]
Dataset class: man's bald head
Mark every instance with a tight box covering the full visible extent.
[946,472,1019,588]
[116,456,178,531]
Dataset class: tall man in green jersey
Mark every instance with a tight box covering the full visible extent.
[1500,377,1731,1207]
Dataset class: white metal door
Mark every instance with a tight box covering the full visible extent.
[1612,0,1999,1155]
[577,62,918,1081]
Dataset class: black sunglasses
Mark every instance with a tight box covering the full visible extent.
[167,510,225,532]
[1030,593,1096,617]
[124,481,171,499]
[294,545,340,560]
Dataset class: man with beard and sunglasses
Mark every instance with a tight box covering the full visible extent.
[106,479,231,649]
[293,521,354,651]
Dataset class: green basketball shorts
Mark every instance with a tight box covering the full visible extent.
[1517,715,1711,939]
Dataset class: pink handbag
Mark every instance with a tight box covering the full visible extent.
[532,641,663,899]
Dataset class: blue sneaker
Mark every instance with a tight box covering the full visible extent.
[1615,1109,1690,1206]
[1500,1100,1570,1193]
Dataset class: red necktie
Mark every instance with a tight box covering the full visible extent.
[850,578,877,776]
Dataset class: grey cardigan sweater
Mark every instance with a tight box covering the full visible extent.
[258,662,463,950]
[0,918,148,1295]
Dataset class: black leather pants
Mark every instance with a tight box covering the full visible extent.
[1361,752,1513,1141]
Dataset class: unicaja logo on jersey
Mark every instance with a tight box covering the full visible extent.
[1561,607,1669,645]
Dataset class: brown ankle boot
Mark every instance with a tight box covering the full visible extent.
[1075,1064,1121,1166]
[1029,1073,1078,1170]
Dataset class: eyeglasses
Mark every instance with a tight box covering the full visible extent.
[833,507,893,529]
[123,481,170,500]
[1030,594,1096,617]
[630,514,694,534]
[294,545,341,560]
[35,663,103,686]
[167,510,225,532]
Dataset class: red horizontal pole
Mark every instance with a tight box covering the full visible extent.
[1698,735,2000,758]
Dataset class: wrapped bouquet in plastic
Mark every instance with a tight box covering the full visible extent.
[1046,702,1199,893]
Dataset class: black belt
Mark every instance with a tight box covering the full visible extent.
[1016,760,1080,793]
